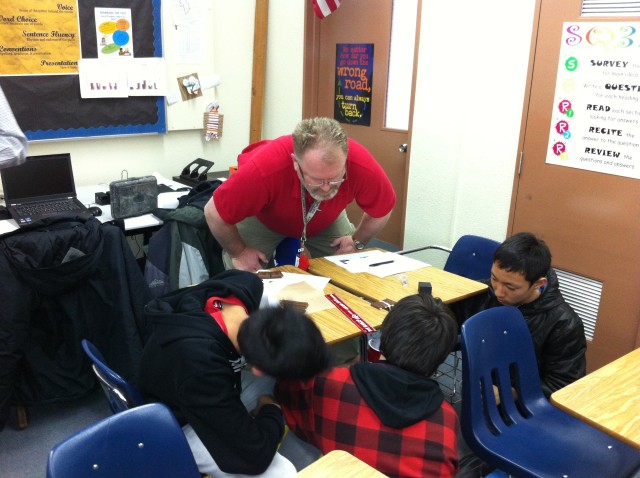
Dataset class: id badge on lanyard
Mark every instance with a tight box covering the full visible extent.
[300,184,321,265]
[294,244,304,267]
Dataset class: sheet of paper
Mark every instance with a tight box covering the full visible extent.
[260,272,330,308]
[0,220,19,235]
[78,59,129,98]
[157,191,185,209]
[277,281,334,314]
[326,251,430,277]
[366,253,429,277]
[79,57,167,98]
[127,57,167,96]
[325,249,388,273]
[123,214,161,229]
[95,7,134,59]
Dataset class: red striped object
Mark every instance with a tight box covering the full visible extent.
[312,0,342,19]
[326,293,376,334]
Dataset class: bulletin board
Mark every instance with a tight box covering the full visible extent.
[161,0,217,131]
[0,0,165,141]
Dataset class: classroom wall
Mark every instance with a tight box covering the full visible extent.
[22,1,536,265]
[404,0,537,267]
[262,2,304,139]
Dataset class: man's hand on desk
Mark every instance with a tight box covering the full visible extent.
[232,246,268,272]
[331,235,362,255]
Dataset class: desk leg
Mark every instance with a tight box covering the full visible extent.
[16,405,28,429]
[360,335,369,362]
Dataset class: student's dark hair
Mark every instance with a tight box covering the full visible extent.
[379,293,458,377]
[493,232,551,285]
[238,305,333,380]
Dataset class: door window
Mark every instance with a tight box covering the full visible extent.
[385,0,418,130]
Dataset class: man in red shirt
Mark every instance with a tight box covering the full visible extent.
[274,293,460,478]
[204,117,395,272]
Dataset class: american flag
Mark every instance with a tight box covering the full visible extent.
[312,0,342,19]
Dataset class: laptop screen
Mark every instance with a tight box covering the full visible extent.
[1,153,77,204]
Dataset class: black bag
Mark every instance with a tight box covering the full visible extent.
[109,176,158,219]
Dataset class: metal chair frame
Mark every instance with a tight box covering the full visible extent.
[81,339,145,414]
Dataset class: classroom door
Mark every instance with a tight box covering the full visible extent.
[303,0,420,247]
[510,0,640,369]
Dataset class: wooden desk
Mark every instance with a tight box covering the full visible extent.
[551,347,640,450]
[308,251,487,305]
[296,450,387,477]
[273,265,387,345]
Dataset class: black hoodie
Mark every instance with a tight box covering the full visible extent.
[137,269,285,475]
[351,361,444,428]
[451,269,586,397]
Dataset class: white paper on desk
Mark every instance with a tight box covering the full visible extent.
[0,220,19,235]
[326,251,429,278]
[260,272,329,308]
[277,281,334,314]
[325,250,388,273]
[157,191,185,209]
[151,172,186,189]
[123,214,162,229]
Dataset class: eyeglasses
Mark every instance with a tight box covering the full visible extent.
[294,156,347,188]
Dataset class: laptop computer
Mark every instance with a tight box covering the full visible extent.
[1,153,89,226]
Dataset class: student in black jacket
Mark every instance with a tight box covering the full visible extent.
[137,269,331,477]
[451,232,586,398]
[452,232,587,478]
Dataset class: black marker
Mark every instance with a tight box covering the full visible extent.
[369,260,394,267]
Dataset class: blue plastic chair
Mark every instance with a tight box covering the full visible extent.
[441,234,500,281]
[46,403,200,478]
[399,234,500,281]
[400,234,500,402]
[460,306,640,478]
[81,339,145,414]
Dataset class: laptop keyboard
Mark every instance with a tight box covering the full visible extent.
[15,199,83,217]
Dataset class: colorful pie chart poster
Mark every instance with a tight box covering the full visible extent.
[95,7,134,58]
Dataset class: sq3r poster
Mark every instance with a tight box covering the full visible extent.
[547,22,640,179]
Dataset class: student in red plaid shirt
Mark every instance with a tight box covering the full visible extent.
[275,293,460,478]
